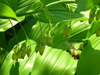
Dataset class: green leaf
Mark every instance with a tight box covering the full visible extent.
[0,0,37,31]
[30,0,88,23]
[0,3,18,20]
[36,3,88,23]
[31,47,78,75]
[4,19,88,75]
[0,39,79,75]
[70,21,90,39]
[0,16,25,32]
[76,34,100,75]
[76,0,100,11]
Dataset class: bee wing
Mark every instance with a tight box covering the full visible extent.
[66,42,75,49]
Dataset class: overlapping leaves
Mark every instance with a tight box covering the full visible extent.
[3,18,91,75]
[1,0,100,75]
[0,0,35,32]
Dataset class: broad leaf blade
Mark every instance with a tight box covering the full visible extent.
[0,0,37,31]
[0,39,78,75]
[36,4,87,23]
[31,1,88,23]
[0,3,18,20]
[31,47,78,75]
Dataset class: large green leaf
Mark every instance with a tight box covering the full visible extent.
[76,34,100,75]
[31,47,78,75]
[76,0,100,11]
[0,39,79,75]
[36,3,88,23]
[3,14,89,75]
[0,3,18,20]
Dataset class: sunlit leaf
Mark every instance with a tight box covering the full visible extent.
[0,3,18,20]
[0,39,79,75]
[31,46,78,75]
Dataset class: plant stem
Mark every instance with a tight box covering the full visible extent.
[16,1,75,17]
[35,14,42,39]
[19,22,28,43]
[49,19,52,34]
[67,4,71,27]
[9,19,19,45]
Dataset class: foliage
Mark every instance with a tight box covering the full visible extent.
[0,0,100,75]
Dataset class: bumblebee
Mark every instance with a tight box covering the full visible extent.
[67,49,80,59]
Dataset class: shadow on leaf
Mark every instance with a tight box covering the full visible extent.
[10,61,19,75]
